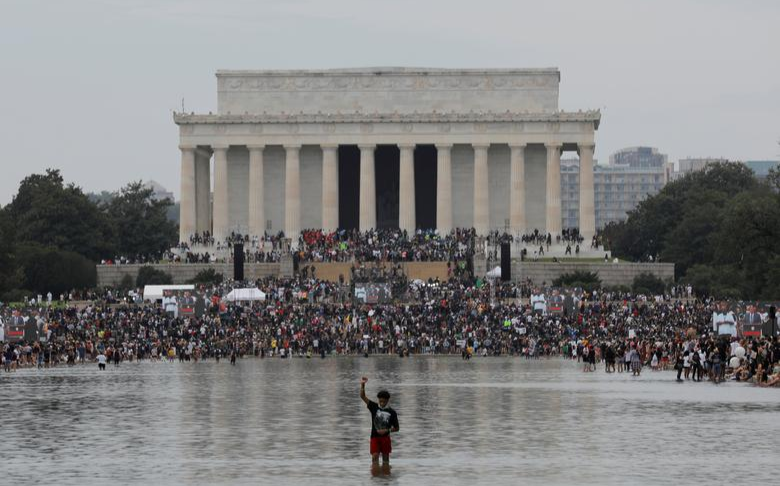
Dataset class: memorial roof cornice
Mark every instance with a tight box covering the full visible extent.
[174,110,600,129]
[216,67,560,77]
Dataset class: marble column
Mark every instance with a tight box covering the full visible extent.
[179,145,196,242]
[359,144,376,231]
[211,145,229,241]
[321,144,339,232]
[545,143,562,236]
[248,144,265,237]
[509,143,527,236]
[398,144,416,233]
[435,144,453,235]
[473,144,490,235]
[579,144,596,239]
[194,148,211,234]
[284,144,301,239]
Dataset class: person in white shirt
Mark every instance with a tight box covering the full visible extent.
[162,290,178,318]
[712,301,736,336]
[97,352,107,370]
[530,289,546,315]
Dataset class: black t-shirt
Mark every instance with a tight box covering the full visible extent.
[367,400,399,438]
[711,350,722,364]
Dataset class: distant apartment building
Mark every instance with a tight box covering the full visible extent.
[667,157,779,181]
[744,160,780,179]
[669,157,728,181]
[609,146,669,169]
[561,147,668,229]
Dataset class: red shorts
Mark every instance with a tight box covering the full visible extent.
[370,436,392,455]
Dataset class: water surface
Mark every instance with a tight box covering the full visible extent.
[3,357,778,485]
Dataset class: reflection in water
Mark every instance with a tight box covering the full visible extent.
[2,357,779,485]
[371,462,392,477]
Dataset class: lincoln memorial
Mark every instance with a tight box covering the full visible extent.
[174,68,600,243]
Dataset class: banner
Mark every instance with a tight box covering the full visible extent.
[741,304,763,337]
[160,289,210,318]
[548,290,564,314]
[4,317,26,342]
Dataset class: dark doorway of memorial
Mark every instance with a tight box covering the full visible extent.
[415,144,437,229]
[375,145,400,229]
[338,145,360,230]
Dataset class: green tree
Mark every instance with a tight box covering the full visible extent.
[5,169,116,260]
[713,189,780,298]
[16,245,97,295]
[604,161,779,299]
[761,256,780,299]
[767,166,780,192]
[103,181,178,258]
[0,208,21,294]
[604,162,757,266]
[683,264,744,300]
[660,189,726,274]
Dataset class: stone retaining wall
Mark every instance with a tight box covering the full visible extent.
[99,260,665,288]
[96,263,281,287]
[97,260,453,286]
[510,261,675,287]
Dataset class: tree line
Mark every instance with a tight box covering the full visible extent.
[0,169,177,300]
[602,162,780,299]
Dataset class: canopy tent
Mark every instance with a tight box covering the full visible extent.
[486,266,502,279]
[224,288,266,302]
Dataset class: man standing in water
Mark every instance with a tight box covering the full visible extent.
[360,376,399,469]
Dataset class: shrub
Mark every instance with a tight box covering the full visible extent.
[1,288,34,304]
[553,271,602,292]
[189,268,223,285]
[135,266,173,287]
[604,285,631,294]
[631,272,667,296]
[117,274,135,291]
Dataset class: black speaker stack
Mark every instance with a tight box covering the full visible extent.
[500,242,511,282]
[233,243,244,281]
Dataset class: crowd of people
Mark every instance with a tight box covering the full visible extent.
[295,228,475,263]
[100,252,182,266]
[514,228,585,247]
[2,275,778,388]
[97,226,626,268]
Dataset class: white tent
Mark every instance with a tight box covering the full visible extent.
[486,266,502,279]
[225,288,266,302]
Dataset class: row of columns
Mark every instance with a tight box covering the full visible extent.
[179,143,596,242]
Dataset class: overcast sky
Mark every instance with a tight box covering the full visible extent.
[1,0,778,204]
